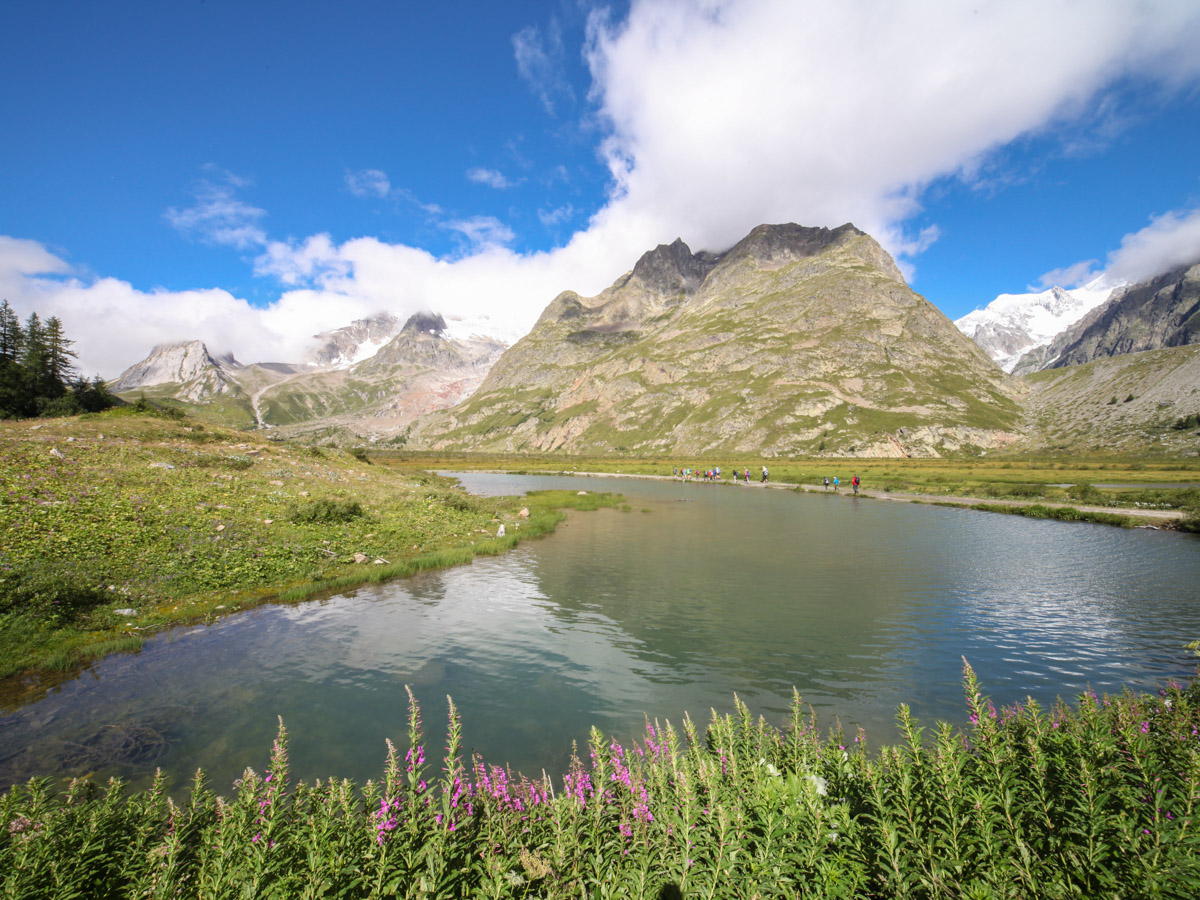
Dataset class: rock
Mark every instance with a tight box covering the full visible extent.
[373,557,387,565]
[518,507,530,518]
[263,518,273,525]
[577,490,588,496]
[270,480,284,486]
[65,436,75,442]
[114,608,137,617]
[215,524,226,532]
[354,552,369,564]
[49,448,63,459]
[149,461,175,470]
[496,524,506,537]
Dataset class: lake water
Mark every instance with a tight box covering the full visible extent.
[2,473,1199,793]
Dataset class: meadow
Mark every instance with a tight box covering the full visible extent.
[0,409,619,701]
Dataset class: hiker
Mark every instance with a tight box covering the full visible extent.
[833,476,839,491]
[824,476,830,491]
[744,468,750,483]
[761,465,768,484]
[852,475,860,494]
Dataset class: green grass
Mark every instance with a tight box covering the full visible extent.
[0,413,624,693]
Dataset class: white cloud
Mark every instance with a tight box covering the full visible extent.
[1035,207,1200,290]
[1034,259,1101,290]
[466,167,518,189]
[345,168,391,198]
[443,216,517,249]
[513,20,574,115]
[164,175,267,249]
[538,204,575,228]
[583,0,1200,267]
[1104,208,1200,284]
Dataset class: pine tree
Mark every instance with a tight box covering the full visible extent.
[0,300,22,361]
[0,301,24,417]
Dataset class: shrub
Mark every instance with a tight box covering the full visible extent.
[288,497,364,524]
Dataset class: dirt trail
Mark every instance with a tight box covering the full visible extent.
[552,471,1189,526]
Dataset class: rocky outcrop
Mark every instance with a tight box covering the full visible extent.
[111,341,240,402]
[412,223,1023,457]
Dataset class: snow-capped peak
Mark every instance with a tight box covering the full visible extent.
[955,276,1120,373]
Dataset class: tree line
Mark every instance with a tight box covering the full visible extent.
[0,299,117,419]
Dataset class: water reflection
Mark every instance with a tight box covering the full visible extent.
[1,474,1197,793]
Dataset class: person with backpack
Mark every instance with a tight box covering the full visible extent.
[761,466,768,484]
[823,476,830,491]
[852,474,860,494]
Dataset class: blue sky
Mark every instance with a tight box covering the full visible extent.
[2,0,1199,377]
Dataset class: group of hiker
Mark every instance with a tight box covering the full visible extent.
[671,466,861,493]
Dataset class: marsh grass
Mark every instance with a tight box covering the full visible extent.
[2,664,1198,898]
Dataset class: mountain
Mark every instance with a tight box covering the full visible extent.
[411,223,1023,458]
[1030,262,1200,371]
[111,314,507,439]
[305,312,404,368]
[110,340,244,403]
[255,313,505,441]
[955,278,1115,373]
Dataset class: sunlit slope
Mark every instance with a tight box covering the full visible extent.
[1020,343,1200,455]
[413,223,1022,457]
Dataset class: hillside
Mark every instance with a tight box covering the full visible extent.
[412,223,1023,458]
[1019,343,1200,454]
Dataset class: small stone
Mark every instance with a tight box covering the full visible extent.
[496,524,506,537]
[263,519,273,525]
[299,491,309,497]
[114,608,137,617]
[149,461,175,470]
[49,448,64,459]
[577,490,588,496]
[65,436,75,442]
[354,552,369,564]
[216,524,226,532]
[518,507,530,518]
[373,558,386,565]
[270,480,284,487]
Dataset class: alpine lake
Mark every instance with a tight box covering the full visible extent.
[2,473,1199,793]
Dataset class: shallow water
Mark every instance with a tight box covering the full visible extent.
[2,473,1198,792]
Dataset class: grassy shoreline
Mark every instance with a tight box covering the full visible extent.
[0,412,622,706]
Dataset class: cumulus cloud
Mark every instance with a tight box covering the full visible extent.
[583,0,1200,264]
[164,175,267,249]
[466,167,518,189]
[1104,208,1200,284]
[1035,207,1200,289]
[513,20,574,115]
[345,168,391,198]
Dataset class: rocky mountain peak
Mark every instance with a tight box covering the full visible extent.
[306,312,403,368]
[629,238,718,296]
[402,312,448,335]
